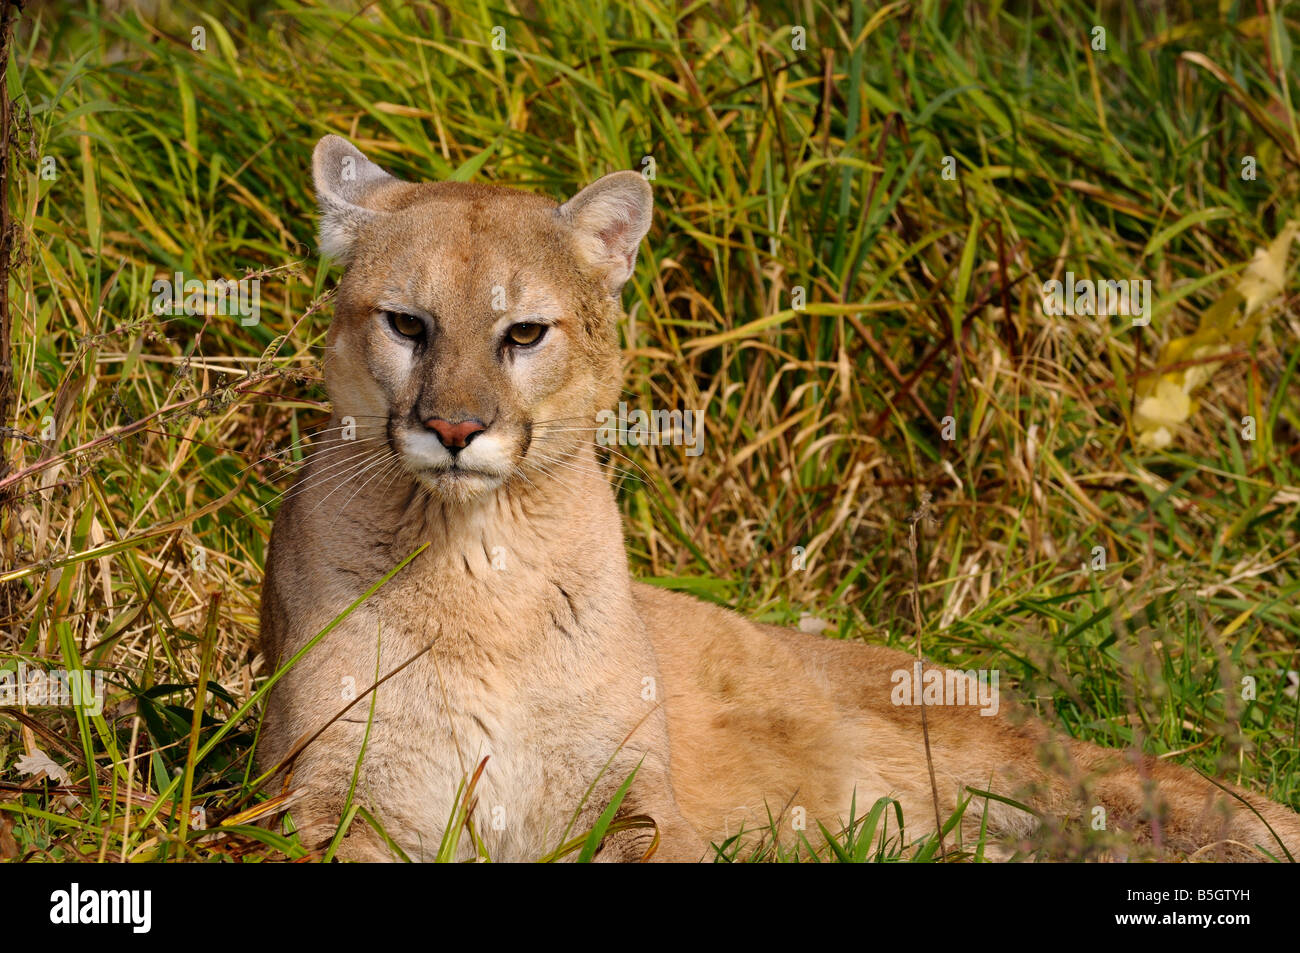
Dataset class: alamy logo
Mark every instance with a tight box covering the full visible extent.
[49,883,151,933]
[890,661,1000,716]
[0,665,105,715]
[151,272,261,326]
[595,402,705,456]
[1040,271,1151,326]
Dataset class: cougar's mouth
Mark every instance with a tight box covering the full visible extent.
[407,457,507,498]
[388,418,512,497]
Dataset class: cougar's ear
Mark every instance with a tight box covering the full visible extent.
[556,170,653,295]
[312,135,403,264]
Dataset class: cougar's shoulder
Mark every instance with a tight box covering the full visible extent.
[630,582,873,839]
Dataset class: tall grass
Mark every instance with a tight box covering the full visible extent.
[0,0,1298,861]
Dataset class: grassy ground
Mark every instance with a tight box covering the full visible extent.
[0,0,1298,861]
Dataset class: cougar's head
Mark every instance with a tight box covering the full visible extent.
[311,135,651,502]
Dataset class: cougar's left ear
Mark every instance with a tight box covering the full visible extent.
[556,171,653,295]
[312,135,404,264]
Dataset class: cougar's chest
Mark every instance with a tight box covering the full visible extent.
[356,577,609,859]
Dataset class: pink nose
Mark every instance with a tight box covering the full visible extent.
[425,417,486,450]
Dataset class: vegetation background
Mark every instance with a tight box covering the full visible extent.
[0,0,1298,861]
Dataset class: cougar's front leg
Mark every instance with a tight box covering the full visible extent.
[262,680,411,861]
[587,756,707,863]
[271,737,389,859]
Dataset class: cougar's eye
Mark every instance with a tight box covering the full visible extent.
[387,311,424,339]
[506,322,546,347]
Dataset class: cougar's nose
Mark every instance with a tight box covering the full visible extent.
[425,417,487,453]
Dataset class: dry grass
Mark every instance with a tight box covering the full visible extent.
[1,0,1298,861]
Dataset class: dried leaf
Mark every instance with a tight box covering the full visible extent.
[0,813,18,860]
[14,750,71,785]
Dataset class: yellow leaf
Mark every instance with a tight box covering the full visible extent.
[1132,222,1296,448]
[1135,377,1193,448]
[1237,220,1298,314]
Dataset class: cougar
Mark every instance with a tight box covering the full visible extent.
[257,134,1300,862]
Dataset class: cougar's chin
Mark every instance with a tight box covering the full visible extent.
[411,465,504,501]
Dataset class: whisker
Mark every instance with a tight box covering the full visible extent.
[331,453,406,526]
[303,448,398,522]
[259,437,388,486]
[525,448,643,486]
[511,463,541,495]
[529,415,593,426]
[235,434,386,480]
[250,444,393,517]
[529,433,657,485]
[378,456,411,495]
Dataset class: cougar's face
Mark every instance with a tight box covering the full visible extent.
[328,198,609,500]
[312,137,650,503]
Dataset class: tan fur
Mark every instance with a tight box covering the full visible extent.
[258,136,1300,862]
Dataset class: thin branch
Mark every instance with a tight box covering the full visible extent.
[907,490,946,859]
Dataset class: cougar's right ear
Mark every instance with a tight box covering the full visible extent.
[556,170,653,296]
[312,135,402,264]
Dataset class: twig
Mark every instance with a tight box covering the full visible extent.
[0,288,333,496]
[0,0,23,489]
[906,490,946,859]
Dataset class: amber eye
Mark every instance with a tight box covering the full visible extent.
[506,322,546,347]
[387,311,424,338]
